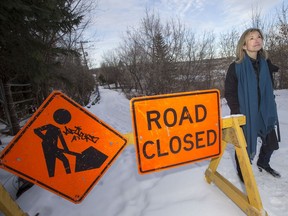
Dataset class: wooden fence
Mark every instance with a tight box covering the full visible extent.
[0,81,35,134]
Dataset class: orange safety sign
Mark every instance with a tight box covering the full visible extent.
[0,91,127,203]
[130,90,222,174]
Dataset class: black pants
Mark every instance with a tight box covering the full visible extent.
[257,129,278,167]
[236,129,278,173]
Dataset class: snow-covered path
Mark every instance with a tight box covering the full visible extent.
[0,87,287,216]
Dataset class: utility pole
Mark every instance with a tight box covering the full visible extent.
[79,41,89,70]
[78,41,90,105]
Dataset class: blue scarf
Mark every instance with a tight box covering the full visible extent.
[235,54,278,159]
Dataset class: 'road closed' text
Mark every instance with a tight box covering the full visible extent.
[131,90,221,174]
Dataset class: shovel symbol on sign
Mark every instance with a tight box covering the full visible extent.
[34,108,108,177]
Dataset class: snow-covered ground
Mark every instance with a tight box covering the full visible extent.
[1,87,288,216]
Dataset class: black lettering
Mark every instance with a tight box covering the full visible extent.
[195,131,205,148]
[147,110,161,130]
[157,139,169,157]
[163,108,177,127]
[195,104,207,122]
[169,136,181,154]
[179,106,193,125]
[207,130,217,146]
[183,133,194,151]
[143,140,155,159]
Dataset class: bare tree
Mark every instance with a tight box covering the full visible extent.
[100,50,123,89]
[250,1,264,29]
[218,29,239,59]
[101,10,218,97]
[116,11,173,95]
[267,1,288,89]
[117,30,147,95]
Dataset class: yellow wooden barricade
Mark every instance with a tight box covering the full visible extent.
[205,115,267,216]
[0,183,29,216]
[125,115,267,216]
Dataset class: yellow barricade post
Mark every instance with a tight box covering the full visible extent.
[205,115,267,216]
[0,183,29,216]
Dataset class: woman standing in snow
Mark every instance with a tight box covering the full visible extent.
[224,28,280,182]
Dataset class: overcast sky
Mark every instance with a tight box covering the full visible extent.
[84,0,283,68]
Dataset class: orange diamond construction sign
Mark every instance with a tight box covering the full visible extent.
[0,91,127,203]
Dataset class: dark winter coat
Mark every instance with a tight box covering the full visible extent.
[225,58,279,115]
[224,56,280,159]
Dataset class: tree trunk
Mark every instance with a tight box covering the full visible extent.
[4,81,20,135]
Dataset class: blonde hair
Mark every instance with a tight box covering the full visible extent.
[235,28,268,63]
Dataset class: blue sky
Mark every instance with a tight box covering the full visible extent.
[84,0,283,68]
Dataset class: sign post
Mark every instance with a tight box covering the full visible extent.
[130,89,221,174]
[0,91,127,203]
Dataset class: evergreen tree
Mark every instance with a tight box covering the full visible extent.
[0,0,84,134]
[151,32,174,94]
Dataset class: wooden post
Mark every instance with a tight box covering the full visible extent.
[0,183,29,216]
